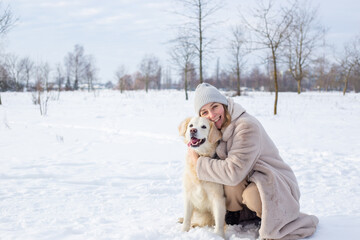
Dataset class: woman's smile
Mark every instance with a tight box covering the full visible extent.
[200,102,225,129]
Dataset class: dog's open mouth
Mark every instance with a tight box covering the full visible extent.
[187,137,206,147]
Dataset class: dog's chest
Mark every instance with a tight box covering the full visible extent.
[188,182,212,210]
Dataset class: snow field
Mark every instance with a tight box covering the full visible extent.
[0,90,359,239]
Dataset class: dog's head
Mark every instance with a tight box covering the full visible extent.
[179,117,222,156]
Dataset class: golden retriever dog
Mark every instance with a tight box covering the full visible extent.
[178,116,226,238]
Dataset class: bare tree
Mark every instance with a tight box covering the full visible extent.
[139,54,161,93]
[215,57,220,86]
[312,56,331,91]
[18,57,34,91]
[170,30,196,100]
[163,66,173,89]
[64,52,74,90]
[286,0,325,94]
[72,45,84,90]
[229,25,249,96]
[54,63,64,99]
[4,53,20,89]
[152,65,162,90]
[241,0,294,114]
[353,64,360,93]
[340,35,360,95]
[121,75,133,91]
[64,44,88,90]
[0,3,15,34]
[84,55,97,92]
[0,63,10,104]
[64,54,72,91]
[42,62,50,91]
[115,65,128,93]
[174,0,222,84]
[133,71,144,90]
[3,54,33,91]
[32,62,51,115]
[0,3,16,105]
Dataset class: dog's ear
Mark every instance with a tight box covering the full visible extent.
[208,122,222,143]
[178,117,192,137]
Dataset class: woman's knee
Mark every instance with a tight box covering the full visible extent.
[224,180,247,211]
[242,182,262,218]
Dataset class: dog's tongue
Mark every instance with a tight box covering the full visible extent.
[187,137,199,147]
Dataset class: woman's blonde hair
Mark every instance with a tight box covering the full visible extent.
[222,104,231,129]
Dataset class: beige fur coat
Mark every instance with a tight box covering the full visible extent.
[196,98,318,240]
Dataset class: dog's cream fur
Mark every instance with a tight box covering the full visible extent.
[179,117,226,238]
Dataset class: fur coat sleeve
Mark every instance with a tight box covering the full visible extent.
[196,115,261,186]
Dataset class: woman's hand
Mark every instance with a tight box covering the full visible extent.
[187,148,199,165]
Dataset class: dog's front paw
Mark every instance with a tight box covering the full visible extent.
[214,229,225,239]
[182,223,191,232]
[214,228,225,239]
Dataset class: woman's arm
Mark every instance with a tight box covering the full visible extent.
[196,119,261,186]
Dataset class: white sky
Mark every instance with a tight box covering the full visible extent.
[2,0,360,83]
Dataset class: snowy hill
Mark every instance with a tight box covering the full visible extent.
[0,90,359,239]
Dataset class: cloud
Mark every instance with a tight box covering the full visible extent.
[76,8,102,17]
[39,1,80,8]
[95,14,134,25]
[144,2,172,10]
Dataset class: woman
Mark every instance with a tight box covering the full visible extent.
[189,83,318,240]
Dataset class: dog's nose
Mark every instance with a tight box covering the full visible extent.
[190,128,197,134]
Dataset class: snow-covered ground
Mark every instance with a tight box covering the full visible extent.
[0,90,359,240]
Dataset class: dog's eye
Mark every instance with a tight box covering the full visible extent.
[189,124,193,128]
[201,125,207,129]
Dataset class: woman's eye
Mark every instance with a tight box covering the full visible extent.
[201,111,208,116]
[201,125,207,129]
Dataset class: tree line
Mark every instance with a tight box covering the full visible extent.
[0,0,359,114]
[0,44,97,92]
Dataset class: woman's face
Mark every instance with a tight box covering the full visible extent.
[199,102,225,129]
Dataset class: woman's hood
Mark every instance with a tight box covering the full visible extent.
[222,98,246,139]
[227,98,246,122]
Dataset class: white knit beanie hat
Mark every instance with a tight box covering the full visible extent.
[194,83,228,115]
